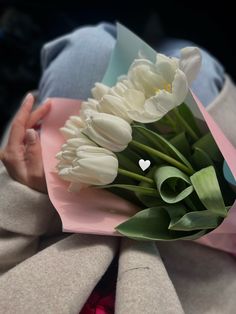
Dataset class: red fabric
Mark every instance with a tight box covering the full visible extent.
[80,290,115,314]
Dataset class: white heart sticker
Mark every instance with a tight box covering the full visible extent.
[139,159,151,171]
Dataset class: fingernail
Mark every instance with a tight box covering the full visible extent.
[22,93,33,106]
[25,129,37,144]
[43,98,51,105]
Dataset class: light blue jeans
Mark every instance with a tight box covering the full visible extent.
[38,23,225,107]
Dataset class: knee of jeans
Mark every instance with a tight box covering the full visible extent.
[41,34,70,71]
[70,23,116,58]
[199,49,225,89]
[71,22,116,40]
[191,49,225,106]
[41,23,116,71]
[38,24,116,102]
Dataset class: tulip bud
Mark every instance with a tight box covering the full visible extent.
[67,137,97,148]
[98,94,132,123]
[74,145,115,160]
[70,154,118,185]
[81,98,98,112]
[60,115,85,139]
[57,143,118,186]
[82,111,132,152]
[91,83,110,100]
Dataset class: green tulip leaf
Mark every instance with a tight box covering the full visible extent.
[116,147,143,175]
[154,166,194,203]
[135,166,164,206]
[96,184,159,196]
[115,206,207,241]
[191,147,214,169]
[190,166,227,218]
[170,132,191,157]
[169,210,222,231]
[178,103,201,137]
[193,132,222,162]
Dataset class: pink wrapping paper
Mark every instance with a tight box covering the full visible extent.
[41,97,236,254]
[41,98,138,235]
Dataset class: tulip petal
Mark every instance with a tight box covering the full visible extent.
[179,47,202,84]
[123,89,145,110]
[72,156,118,185]
[126,109,160,123]
[75,145,115,160]
[172,69,188,106]
[67,137,97,148]
[128,59,155,73]
[144,90,174,117]
[91,83,110,100]
[83,112,132,152]
[155,53,178,82]
[81,98,98,111]
[98,94,132,123]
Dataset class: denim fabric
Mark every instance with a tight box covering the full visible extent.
[38,23,116,102]
[38,23,225,107]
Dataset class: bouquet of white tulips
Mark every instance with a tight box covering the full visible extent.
[55,47,235,241]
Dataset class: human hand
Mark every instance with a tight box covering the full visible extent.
[0,93,51,193]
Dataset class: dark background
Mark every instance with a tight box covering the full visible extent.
[0,1,234,141]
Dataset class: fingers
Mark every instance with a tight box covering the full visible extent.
[25,129,42,165]
[8,93,35,148]
[24,129,47,193]
[26,99,51,129]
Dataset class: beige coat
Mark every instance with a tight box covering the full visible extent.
[0,75,236,314]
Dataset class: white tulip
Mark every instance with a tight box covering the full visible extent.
[144,68,188,117]
[80,98,98,112]
[74,144,114,160]
[58,145,118,185]
[109,80,134,97]
[126,47,201,123]
[67,137,97,148]
[82,111,132,152]
[91,83,110,100]
[97,80,148,124]
[60,115,85,139]
[56,135,97,176]
[98,94,133,123]
[56,136,97,161]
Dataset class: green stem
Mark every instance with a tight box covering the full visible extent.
[118,168,154,185]
[130,140,194,175]
[165,113,177,131]
[135,125,167,153]
[173,107,199,141]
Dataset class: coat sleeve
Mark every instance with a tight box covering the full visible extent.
[0,162,60,274]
